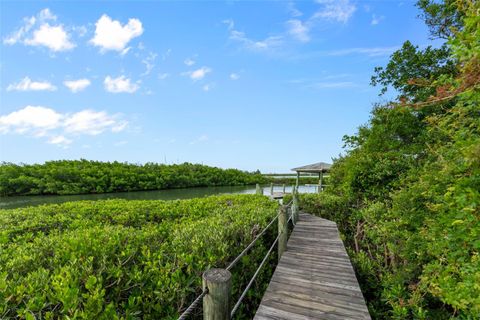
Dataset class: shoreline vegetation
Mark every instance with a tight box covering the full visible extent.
[0,160,322,198]
[0,160,267,197]
[0,195,279,319]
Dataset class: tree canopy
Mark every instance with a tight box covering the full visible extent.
[304,1,479,318]
[0,160,267,196]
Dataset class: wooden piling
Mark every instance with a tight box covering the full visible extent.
[278,206,287,260]
[319,171,323,193]
[292,189,299,224]
[203,268,231,320]
[270,183,274,195]
[256,183,263,195]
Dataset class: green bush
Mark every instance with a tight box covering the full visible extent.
[0,195,279,319]
[0,160,268,196]
[297,2,480,318]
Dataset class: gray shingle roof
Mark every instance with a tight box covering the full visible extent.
[291,162,332,173]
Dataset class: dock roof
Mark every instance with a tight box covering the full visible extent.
[291,162,332,173]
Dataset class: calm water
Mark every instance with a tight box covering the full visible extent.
[0,185,319,209]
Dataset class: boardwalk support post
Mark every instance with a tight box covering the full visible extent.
[270,183,274,195]
[282,184,286,193]
[256,183,263,195]
[318,172,323,193]
[278,206,288,260]
[292,188,299,224]
[203,268,231,320]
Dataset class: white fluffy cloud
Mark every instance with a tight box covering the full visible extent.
[63,79,91,93]
[0,106,128,146]
[286,19,310,42]
[183,67,212,81]
[64,110,127,135]
[3,9,75,52]
[90,14,143,52]
[104,75,139,93]
[0,106,62,134]
[191,67,211,80]
[314,0,356,23]
[7,77,57,92]
[48,135,72,147]
[38,8,56,21]
[25,23,75,51]
[230,73,240,80]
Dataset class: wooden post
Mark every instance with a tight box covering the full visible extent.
[270,183,274,196]
[319,171,323,193]
[292,189,299,224]
[256,183,263,195]
[203,268,231,320]
[278,206,288,260]
[282,184,286,193]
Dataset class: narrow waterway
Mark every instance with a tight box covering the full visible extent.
[0,185,319,209]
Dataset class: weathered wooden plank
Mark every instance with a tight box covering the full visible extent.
[254,213,371,320]
[270,275,366,298]
[267,280,367,306]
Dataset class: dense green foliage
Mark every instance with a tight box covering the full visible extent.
[297,1,479,319]
[0,160,267,196]
[0,195,279,319]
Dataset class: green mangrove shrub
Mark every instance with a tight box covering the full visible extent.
[0,195,279,319]
[0,160,267,196]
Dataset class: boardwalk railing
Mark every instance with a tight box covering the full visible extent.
[264,183,327,197]
[178,189,299,320]
[255,183,296,197]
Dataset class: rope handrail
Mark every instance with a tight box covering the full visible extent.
[177,200,297,319]
[177,289,208,320]
[178,209,281,319]
[226,211,280,271]
[230,233,280,318]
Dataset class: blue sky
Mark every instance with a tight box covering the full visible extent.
[0,1,433,172]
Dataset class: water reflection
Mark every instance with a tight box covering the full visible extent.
[0,185,319,209]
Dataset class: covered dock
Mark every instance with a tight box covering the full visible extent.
[292,162,332,191]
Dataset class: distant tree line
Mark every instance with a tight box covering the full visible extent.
[0,160,268,196]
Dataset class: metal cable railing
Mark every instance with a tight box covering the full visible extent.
[226,212,280,271]
[230,234,280,317]
[177,195,298,320]
[177,289,209,320]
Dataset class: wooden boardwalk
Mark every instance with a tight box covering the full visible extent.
[270,192,287,199]
[254,213,371,320]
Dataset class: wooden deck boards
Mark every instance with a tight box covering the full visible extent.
[254,213,371,320]
[271,192,287,199]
